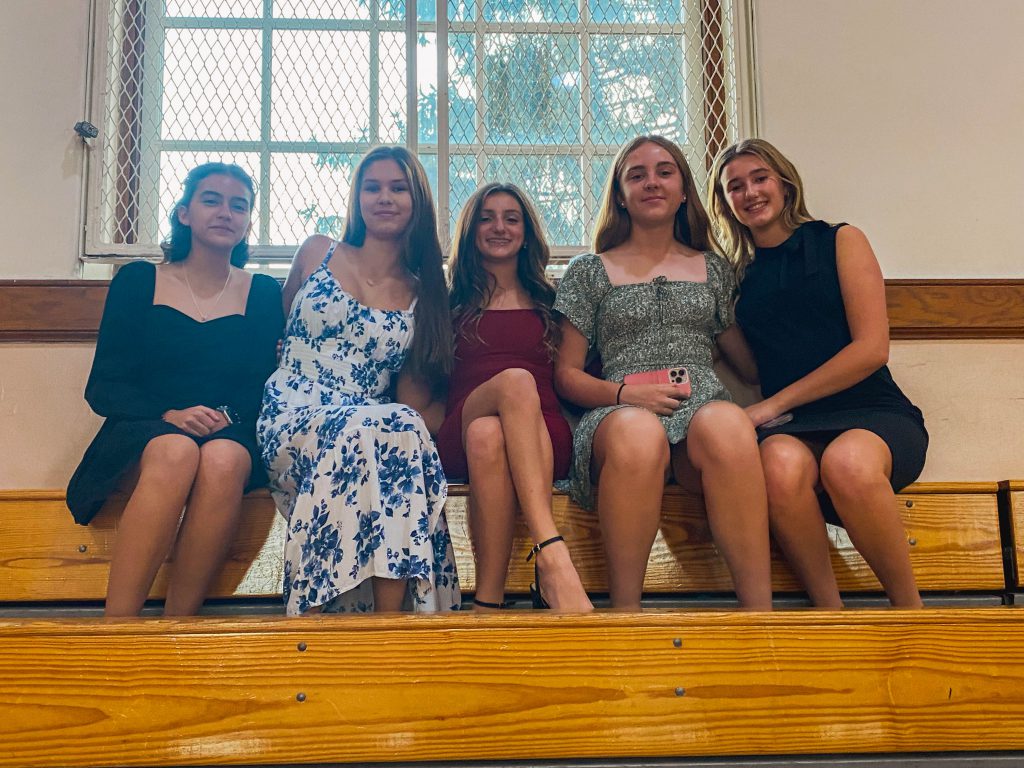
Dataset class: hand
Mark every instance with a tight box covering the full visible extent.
[162,405,228,437]
[744,400,781,428]
[619,383,687,416]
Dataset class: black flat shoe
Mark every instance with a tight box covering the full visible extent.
[472,597,513,609]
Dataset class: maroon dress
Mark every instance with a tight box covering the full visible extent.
[436,309,572,481]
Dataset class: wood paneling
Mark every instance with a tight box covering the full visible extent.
[2,609,1024,767]
[0,482,1003,603]
[0,280,109,342]
[2,279,1024,342]
[886,279,1024,339]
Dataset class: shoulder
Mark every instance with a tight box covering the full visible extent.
[294,234,335,271]
[108,260,155,301]
[250,272,283,298]
[703,250,736,284]
[834,223,868,249]
[562,252,603,278]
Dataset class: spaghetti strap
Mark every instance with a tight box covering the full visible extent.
[407,296,418,312]
[321,240,339,266]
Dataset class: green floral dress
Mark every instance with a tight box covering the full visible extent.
[553,251,737,510]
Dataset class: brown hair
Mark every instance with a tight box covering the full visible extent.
[448,182,559,359]
[592,135,717,254]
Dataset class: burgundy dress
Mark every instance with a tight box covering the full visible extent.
[436,309,572,481]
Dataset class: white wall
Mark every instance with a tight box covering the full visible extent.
[0,1,1021,487]
[751,0,1024,278]
[0,0,90,278]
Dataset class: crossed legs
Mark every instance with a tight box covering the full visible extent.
[105,434,251,617]
[760,430,922,608]
[460,368,592,612]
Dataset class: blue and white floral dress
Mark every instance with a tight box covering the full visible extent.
[258,243,460,615]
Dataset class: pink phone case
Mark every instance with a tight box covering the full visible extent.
[623,367,692,398]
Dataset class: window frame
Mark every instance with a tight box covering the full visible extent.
[83,0,757,269]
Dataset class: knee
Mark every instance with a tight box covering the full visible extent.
[686,401,757,465]
[197,440,251,485]
[465,417,506,468]
[491,368,541,410]
[140,435,201,479]
[599,413,669,474]
[760,438,817,506]
[819,441,888,500]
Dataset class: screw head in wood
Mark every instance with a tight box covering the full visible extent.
[675,687,686,697]
[78,545,87,553]
[672,638,682,648]
[297,642,307,652]
[296,692,306,702]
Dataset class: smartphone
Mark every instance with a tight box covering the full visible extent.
[623,367,692,399]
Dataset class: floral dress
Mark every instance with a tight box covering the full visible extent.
[257,243,460,615]
[553,251,737,511]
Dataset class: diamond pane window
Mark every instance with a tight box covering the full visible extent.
[87,0,742,263]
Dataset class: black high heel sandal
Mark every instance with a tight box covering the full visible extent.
[472,598,513,610]
[526,535,564,610]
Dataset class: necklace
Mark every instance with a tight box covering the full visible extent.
[183,265,232,321]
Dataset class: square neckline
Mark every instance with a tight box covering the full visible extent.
[150,262,258,324]
[594,250,710,288]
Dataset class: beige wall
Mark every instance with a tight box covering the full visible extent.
[0,1,1021,487]
[0,0,91,278]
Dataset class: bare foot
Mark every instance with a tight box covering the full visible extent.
[536,541,594,612]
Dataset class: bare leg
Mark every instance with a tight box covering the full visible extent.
[682,401,772,610]
[759,435,842,608]
[372,577,409,611]
[163,439,250,616]
[463,417,516,609]
[105,435,200,617]
[460,369,591,612]
[819,430,923,608]
[592,408,670,610]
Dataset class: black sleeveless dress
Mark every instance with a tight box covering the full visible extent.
[735,220,928,508]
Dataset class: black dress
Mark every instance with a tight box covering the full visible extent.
[66,261,284,525]
[735,220,928,508]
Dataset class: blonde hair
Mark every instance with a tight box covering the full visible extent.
[707,138,813,279]
[592,135,717,254]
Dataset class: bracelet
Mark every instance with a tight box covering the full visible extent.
[616,383,626,405]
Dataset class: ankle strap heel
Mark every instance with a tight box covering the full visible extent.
[526,535,565,609]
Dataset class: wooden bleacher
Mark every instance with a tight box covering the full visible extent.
[2,482,1024,767]
[0,482,1009,605]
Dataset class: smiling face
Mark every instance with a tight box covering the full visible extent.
[474,192,525,264]
[720,152,790,242]
[358,158,413,240]
[617,141,687,226]
[176,173,253,255]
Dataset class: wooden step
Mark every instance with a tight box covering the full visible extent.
[1,609,1024,767]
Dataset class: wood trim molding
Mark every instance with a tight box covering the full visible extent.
[2,278,1023,342]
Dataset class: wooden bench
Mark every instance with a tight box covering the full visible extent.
[0,482,1008,605]
[1,482,1023,767]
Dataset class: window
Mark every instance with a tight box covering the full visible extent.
[86,0,747,266]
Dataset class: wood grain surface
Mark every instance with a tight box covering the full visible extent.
[0,483,1004,603]
[3,280,1023,341]
[1,609,1024,767]
[1002,482,1024,588]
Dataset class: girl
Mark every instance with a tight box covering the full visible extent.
[553,135,772,611]
[436,183,592,612]
[708,138,926,608]
[258,146,459,615]
[67,162,284,616]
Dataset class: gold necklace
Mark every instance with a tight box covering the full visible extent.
[183,265,232,321]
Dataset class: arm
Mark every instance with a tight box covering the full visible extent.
[281,234,332,317]
[716,323,760,386]
[395,369,445,435]
[746,225,890,426]
[553,318,683,416]
[84,263,166,420]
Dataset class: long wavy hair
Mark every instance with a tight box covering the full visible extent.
[592,135,717,254]
[161,162,256,267]
[342,146,453,386]
[707,138,814,280]
[448,182,559,359]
